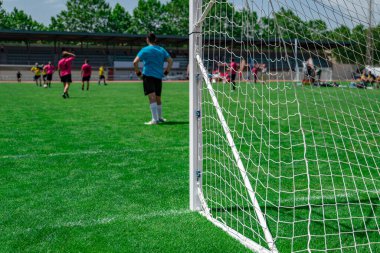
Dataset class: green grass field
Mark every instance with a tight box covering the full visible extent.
[201,82,380,252]
[1,81,379,253]
[0,82,251,252]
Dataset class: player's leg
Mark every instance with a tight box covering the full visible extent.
[64,83,70,98]
[143,76,159,124]
[148,92,158,121]
[47,74,52,87]
[231,74,236,90]
[62,82,68,98]
[155,80,165,122]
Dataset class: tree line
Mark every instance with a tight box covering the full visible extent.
[0,0,378,64]
[0,0,188,35]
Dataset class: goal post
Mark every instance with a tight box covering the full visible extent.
[190,0,380,252]
[189,0,202,212]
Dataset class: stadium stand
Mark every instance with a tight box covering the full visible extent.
[0,30,348,82]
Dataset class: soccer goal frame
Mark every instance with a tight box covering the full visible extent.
[189,1,277,252]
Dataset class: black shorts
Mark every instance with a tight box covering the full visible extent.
[34,75,41,80]
[99,75,105,80]
[47,74,53,81]
[231,74,236,82]
[143,75,162,96]
[82,76,91,82]
[61,74,72,83]
[43,75,47,80]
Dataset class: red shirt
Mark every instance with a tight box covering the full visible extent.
[230,62,238,75]
[81,63,92,77]
[43,64,55,75]
[58,56,75,77]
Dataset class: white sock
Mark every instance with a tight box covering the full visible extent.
[150,102,158,122]
[157,105,162,119]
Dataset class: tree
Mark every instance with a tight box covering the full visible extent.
[108,3,133,33]
[0,0,8,29]
[49,0,112,33]
[161,0,189,35]
[1,7,45,30]
[131,0,164,34]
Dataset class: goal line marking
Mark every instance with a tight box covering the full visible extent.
[0,146,187,160]
[12,209,192,235]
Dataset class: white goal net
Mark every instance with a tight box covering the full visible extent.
[189,0,380,252]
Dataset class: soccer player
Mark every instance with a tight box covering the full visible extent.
[81,59,92,91]
[16,71,22,83]
[133,32,173,125]
[43,61,55,88]
[58,51,76,99]
[98,65,107,85]
[251,63,259,83]
[31,63,42,86]
[229,58,238,90]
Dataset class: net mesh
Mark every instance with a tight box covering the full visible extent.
[196,0,380,252]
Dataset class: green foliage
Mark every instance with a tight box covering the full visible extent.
[161,0,189,35]
[0,7,45,30]
[108,3,133,33]
[131,0,164,34]
[49,0,112,32]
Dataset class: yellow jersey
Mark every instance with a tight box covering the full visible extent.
[99,67,104,76]
[31,66,41,76]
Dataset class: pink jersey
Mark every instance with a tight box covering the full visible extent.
[81,63,92,77]
[43,64,55,75]
[230,62,238,75]
[58,56,75,77]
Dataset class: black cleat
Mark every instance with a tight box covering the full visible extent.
[62,93,66,99]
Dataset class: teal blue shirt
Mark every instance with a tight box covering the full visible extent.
[137,45,170,80]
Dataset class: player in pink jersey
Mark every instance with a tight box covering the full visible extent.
[58,51,76,99]
[229,58,238,91]
[43,61,55,88]
[81,59,92,91]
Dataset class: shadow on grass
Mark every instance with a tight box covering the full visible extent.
[161,121,189,125]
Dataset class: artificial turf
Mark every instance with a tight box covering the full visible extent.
[0,82,251,252]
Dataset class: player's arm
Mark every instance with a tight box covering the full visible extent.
[133,56,142,77]
[63,51,75,57]
[164,57,173,76]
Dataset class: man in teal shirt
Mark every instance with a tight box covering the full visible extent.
[133,32,173,125]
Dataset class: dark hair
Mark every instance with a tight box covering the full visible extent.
[147,32,157,43]
[85,59,89,63]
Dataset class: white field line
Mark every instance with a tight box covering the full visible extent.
[0,146,187,160]
[12,209,192,235]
